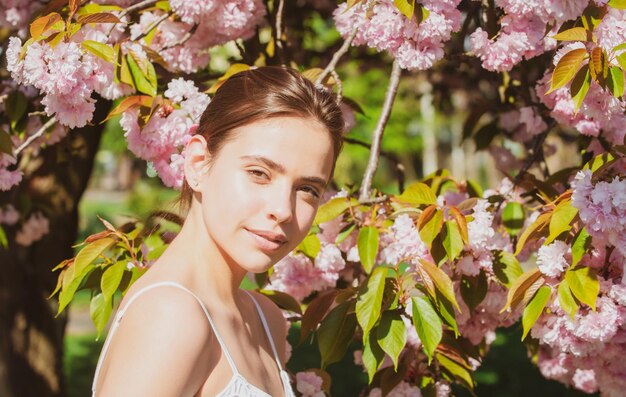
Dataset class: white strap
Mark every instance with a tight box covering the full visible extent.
[243,290,285,372]
[91,282,240,395]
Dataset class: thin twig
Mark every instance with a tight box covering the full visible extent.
[330,69,342,103]
[28,111,47,117]
[315,26,358,86]
[275,0,285,54]
[513,122,553,186]
[121,0,159,18]
[106,0,160,36]
[358,196,389,205]
[134,11,171,42]
[359,60,402,201]
[14,117,56,156]
[162,24,198,50]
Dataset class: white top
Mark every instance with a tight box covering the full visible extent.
[91,281,296,397]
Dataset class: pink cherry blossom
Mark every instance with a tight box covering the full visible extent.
[295,371,325,397]
[15,212,49,246]
[536,241,570,278]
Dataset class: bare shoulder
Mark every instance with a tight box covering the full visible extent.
[247,290,289,362]
[96,284,213,397]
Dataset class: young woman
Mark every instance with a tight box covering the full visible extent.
[91,66,344,397]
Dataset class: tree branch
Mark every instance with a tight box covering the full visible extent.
[133,11,171,42]
[162,24,198,50]
[359,60,402,201]
[14,117,57,157]
[315,26,358,86]
[344,136,406,192]
[275,0,285,54]
[121,0,159,17]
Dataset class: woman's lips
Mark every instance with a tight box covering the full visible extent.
[245,228,287,252]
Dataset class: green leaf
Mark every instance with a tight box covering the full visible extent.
[584,152,615,172]
[515,211,551,255]
[300,290,338,343]
[81,40,115,63]
[74,237,116,276]
[552,27,591,42]
[0,129,13,155]
[612,42,626,52]
[57,264,95,315]
[393,0,415,20]
[435,291,459,336]
[411,296,442,363]
[558,279,578,319]
[318,301,357,368]
[571,227,591,267]
[460,271,488,311]
[547,48,587,93]
[0,225,7,249]
[436,352,474,389]
[313,197,356,225]
[335,223,356,245]
[608,0,626,9]
[396,182,437,206]
[358,226,379,273]
[608,66,625,97]
[546,200,578,244]
[570,64,591,111]
[502,202,525,235]
[376,311,406,370]
[297,234,321,259]
[30,12,63,39]
[617,53,626,70]
[417,205,443,248]
[502,268,543,312]
[5,91,27,127]
[522,285,551,340]
[356,266,387,334]
[259,289,302,314]
[126,52,157,97]
[442,221,463,261]
[417,259,460,312]
[362,332,385,383]
[90,292,113,340]
[101,260,126,302]
[565,266,599,310]
[492,251,523,288]
[77,12,121,24]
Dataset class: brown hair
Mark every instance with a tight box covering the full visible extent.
[176,66,344,215]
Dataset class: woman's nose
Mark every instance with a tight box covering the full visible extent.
[267,185,294,224]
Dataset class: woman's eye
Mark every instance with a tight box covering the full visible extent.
[247,169,269,179]
[300,186,320,198]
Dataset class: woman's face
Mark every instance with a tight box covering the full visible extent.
[190,116,335,273]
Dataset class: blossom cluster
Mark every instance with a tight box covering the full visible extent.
[519,166,626,396]
[269,183,523,394]
[120,78,210,188]
[531,252,626,396]
[572,169,626,256]
[6,36,132,129]
[333,0,462,70]
[128,0,266,73]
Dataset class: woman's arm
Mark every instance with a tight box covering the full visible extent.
[96,288,213,397]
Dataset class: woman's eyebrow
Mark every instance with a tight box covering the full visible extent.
[240,155,328,187]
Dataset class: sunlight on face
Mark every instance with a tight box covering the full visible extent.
[199,116,335,273]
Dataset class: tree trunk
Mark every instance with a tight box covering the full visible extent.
[0,101,110,397]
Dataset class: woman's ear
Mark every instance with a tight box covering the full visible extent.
[184,134,211,192]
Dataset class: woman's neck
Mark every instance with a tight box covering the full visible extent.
[154,206,247,305]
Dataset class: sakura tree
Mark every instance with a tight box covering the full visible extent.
[1,0,625,396]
